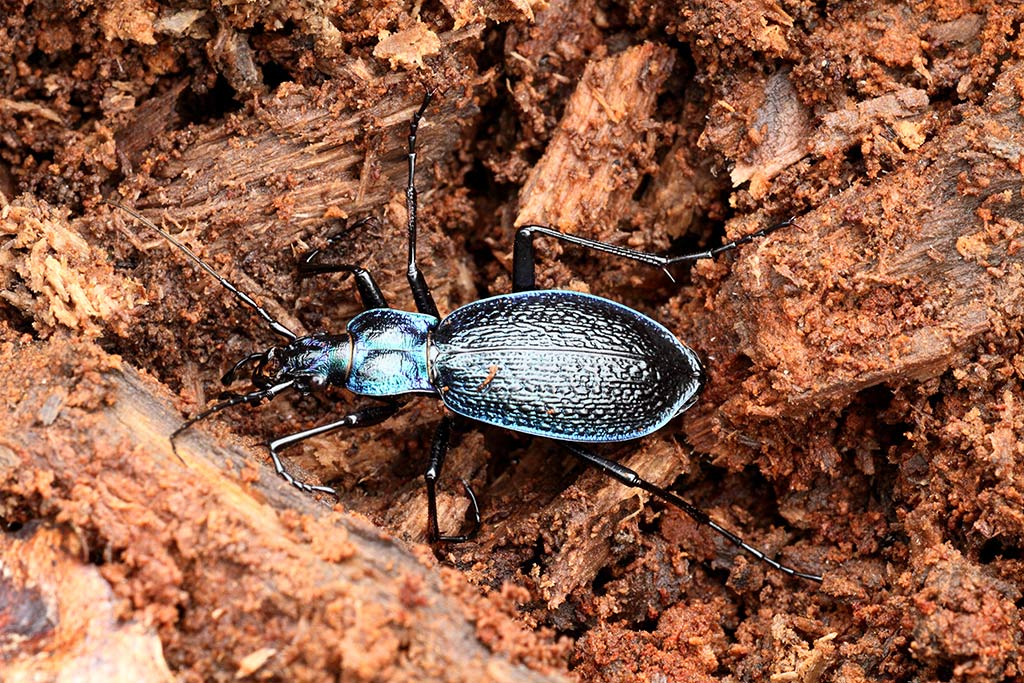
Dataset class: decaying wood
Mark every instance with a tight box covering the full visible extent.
[0,199,143,337]
[0,526,175,683]
[0,337,568,682]
[516,42,674,234]
[3,1,1024,681]
[119,82,477,320]
[690,59,1024,437]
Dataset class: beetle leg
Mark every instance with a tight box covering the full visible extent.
[266,401,403,496]
[512,220,797,291]
[298,217,389,310]
[513,224,673,291]
[425,415,481,542]
[404,91,441,319]
[563,444,823,583]
[299,262,389,310]
[663,218,799,265]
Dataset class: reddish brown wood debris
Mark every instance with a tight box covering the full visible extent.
[1,1,1022,681]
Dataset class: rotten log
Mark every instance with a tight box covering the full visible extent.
[0,335,569,682]
[0,525,175,683]
[4,2,1024,682]
[685,57,1024,471]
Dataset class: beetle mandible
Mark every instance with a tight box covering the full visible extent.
[112,91,822,583]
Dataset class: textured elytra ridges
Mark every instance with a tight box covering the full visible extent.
[431,291,704,441]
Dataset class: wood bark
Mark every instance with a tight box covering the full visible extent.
[688,59,1024,451]
[0,336,568,682]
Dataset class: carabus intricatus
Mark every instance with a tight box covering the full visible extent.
[111,92,822,583]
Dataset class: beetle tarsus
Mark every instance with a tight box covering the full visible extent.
[404,90,440,318]
[427,479,482,544]
[299,216,390,310]
[269,458,337,496]
[511,217,799,291]
[668,216,800,264]
[424,415,481,543]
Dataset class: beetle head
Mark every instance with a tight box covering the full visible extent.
[232,333,351,395]
[251,331,352,395]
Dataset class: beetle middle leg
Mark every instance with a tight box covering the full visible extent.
[511,221,796,292]
[267,401,403,495]
[403,91,441,318]
[563,444,823,583]
[424,415,481,542]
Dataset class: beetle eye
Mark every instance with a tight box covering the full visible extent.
[309,375,326,389]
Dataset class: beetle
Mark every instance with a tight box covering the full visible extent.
[111,92,822,583]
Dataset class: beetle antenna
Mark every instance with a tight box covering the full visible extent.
[108,201,297,341]
[171,380,295,442]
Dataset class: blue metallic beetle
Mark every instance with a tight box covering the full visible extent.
[112,92,821,582]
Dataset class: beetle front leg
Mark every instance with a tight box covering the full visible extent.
[268,402,402,495]
[299,217,389,310]
[425,415,481,542]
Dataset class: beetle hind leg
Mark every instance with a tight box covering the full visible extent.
[665,217,799,265]
[563,444,823,583]
[512,224,674,292]
[511,219,797,291]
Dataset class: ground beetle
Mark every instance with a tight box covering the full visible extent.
[112,92,822,583]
